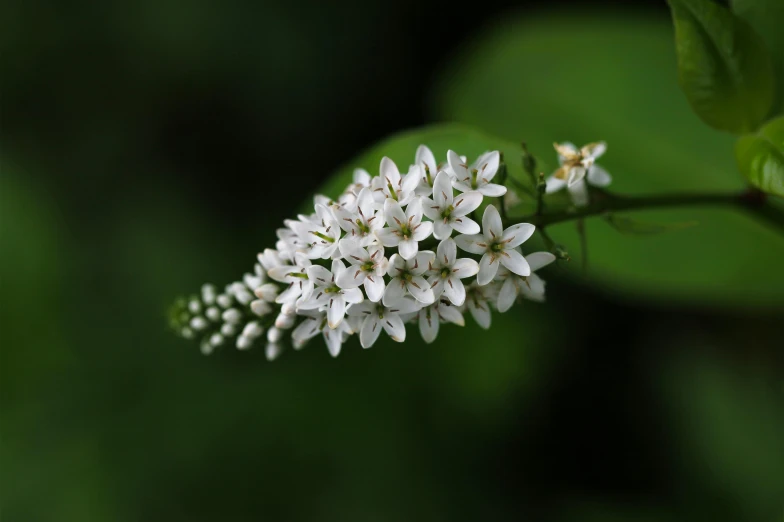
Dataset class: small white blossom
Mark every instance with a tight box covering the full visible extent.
[497,252,556,312]
[416,299,465,344]
[267,252,314,306]
[375,197,433,260]
[464,282,493,329]
[299,259,364,329]
[413,145,440,196]
[546,141,611,207]
[449,150,507,197]
[291,310,353,357]
[333,187,384,247]
[455,205,535,285]
[371,156,419,207]
[422,171,482,239]
[384,251,436,305]
[336,240,388,302]
[347,298,421,348]
[426,238,479,306]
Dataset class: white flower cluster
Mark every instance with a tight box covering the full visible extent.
[172,145,557,359]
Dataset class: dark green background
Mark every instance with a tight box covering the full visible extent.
[1,1,782,521]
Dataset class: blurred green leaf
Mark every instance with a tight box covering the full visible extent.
[735,116,784,196]
[668,0,775,134]
[731,0,784,115]
[604,213,698,235]
[431,12,784,307]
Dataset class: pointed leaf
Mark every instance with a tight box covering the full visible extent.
[735,116,784,196]
[668,0,775,134]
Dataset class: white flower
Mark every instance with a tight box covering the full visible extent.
[267,252,314,306]
[375,197,433,260]
[449,150,507,197]
[346,298,422,348]
[413,145,440,196]
[455,205,535,285]
[384,251,436,305]
[426,238,479,306]
[332,187,384,247]
[416,299,465,344]
[496,252,556,311]
[546,141,611,207]
[336,240,388,302]
[287,204,341,259]
[299,259,364,328]
[371,156,419,207]
[291,310,353,357]
[464,282,493,329]
[422,171,482,239]
[338,168,373,211]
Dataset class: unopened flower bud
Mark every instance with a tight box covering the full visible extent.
[275,312,295,329]
[242,321,263,338]
[188,300,201,314]
[267,327,282,343]
[265,343,282,361]
[205,307,220,321]
[220,323,237,337]
[222,308,242,324]
[250,299,272,317]
[209,333,224,347]
[236,335,253,350]
[190,317,208,330]
[216,294,232,308]
[254,283,279,302]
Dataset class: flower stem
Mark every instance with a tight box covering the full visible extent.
[511,188,784,235]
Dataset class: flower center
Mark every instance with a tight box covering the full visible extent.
[440,204,454,221]
[311,230,335,243]
[424,164,433,186]
[361,261,375,272]
[490,241,505,253]
[440,267,451,279]
[324,285,341,294]
[355,218,370,235]
[471,168,479,189]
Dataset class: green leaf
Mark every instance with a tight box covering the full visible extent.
[668,0,775,134]
[735,115,784,196]
[731,0,784,115]
[604,213,698,235]
[431,12,784,307]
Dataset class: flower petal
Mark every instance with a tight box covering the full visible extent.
[342,287,364,305]
[500,249,531,277]
[566,166,586,187]
[429,277,445,299]
[477,253,500,285]
[437,237,457,266]
[408,276,435,304]
[582,141,607,159]
[438,303,464,326]
[339,239,369,264]
[419,308,439,344]
[326,297,346,328]
[364,274,385,302]
[416,144,437,174]
[443,276,466,306]
[447,149,468,179]
[375,227,400,247]
[433,220,452,240]
[336,265,365,288]
[452,191,483,217]
[519,273,546,302]
[454,233,486,255]
[468,297,491,329]
[545,176,567,194]
[411,251,435,275]
[450,216,480,235]
[382,278,406,305]
[497,278,518,313]
[360,316,382,348]
[412,221,433,242]
[567,179,589,207]
[432,170,453,208]
[587,165,612,187]
[398,238,418,260]
[475,150,500,181]
[421,197,441,221]
[380,156,401,185]
[526,251,557,272]
[384,198,407,231]
[452,258,479,279]
[478,183,507,197]
[382,313,407,342]
[482,204,503,240]
[501,223,536,248]
[306,265,333,285]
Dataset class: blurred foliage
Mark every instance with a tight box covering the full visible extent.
[2,3,783,522]
[735,115,784,196]
[668,0,775,134]
[432,12,784,307]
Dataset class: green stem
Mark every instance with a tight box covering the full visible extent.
[511,188,784,234]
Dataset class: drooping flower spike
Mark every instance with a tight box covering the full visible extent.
[170,144,569,360]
